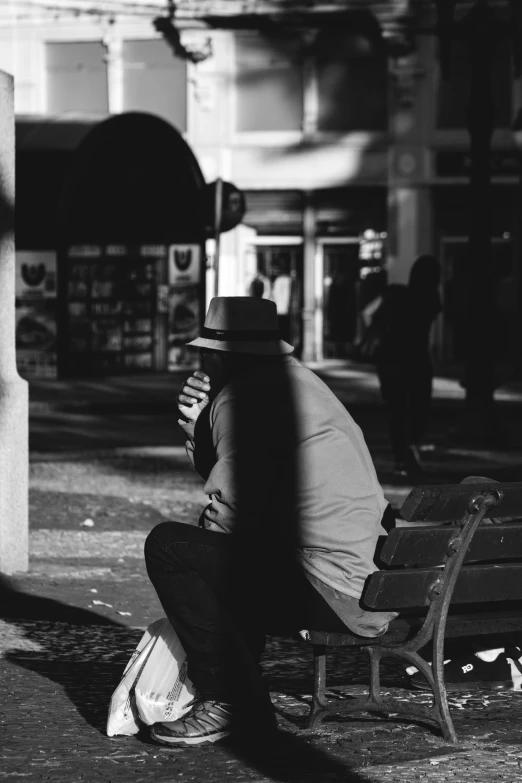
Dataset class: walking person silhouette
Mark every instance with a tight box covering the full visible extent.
[373,255,442,477]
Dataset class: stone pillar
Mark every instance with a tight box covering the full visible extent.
[103,33,123,115]
[0,70,29,574]
[386,44,432,284]
[387,184,432,284]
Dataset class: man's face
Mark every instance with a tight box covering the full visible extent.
[199,350,230,394]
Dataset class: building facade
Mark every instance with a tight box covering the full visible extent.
[2,0,521,374]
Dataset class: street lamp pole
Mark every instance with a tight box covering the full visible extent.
[435,0,515,442]
[461,2,497,433]
[512,107,522,375]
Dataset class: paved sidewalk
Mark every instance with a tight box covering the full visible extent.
[27,359,522,505]
[2,361,522,781]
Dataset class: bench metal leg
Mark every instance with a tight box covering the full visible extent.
[432,620,458,744]
[306,640,458,741]
[367,647,383,706]
[308,644,328,729]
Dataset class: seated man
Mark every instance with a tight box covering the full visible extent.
[145,296,397,746]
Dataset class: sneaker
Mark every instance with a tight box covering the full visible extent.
[150,697,277,746]
[408,652,513,692]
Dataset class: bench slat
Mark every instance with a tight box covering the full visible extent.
[401,482,522,523]
[308,611,522,647]
[364,563,522,609]
[380,523,522,566]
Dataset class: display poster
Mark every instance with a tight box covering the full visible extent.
[168,286,200,370]
[168,244,201,286]
[15,251,57,378]
[157,284,169,314]
[167,244,202,370]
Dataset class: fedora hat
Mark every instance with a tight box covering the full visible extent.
[186,296,294,355]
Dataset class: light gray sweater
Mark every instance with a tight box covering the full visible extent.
[186,356,396,636]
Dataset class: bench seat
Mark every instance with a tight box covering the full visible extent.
[310,610,522,648]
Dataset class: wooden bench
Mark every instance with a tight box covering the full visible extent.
[306,482,522,743]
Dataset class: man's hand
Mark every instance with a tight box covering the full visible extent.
[177,371,211,429]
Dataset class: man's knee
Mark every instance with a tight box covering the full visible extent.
[145,522,166,562]
[144,520,184,564]
[144,520,210,564]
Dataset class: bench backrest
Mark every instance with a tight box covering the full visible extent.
[364,482,522,611]
[400,482,522,524]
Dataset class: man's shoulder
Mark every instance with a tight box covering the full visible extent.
[287,360,335,390]
[212,357,331,402]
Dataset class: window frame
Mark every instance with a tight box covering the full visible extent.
[231,30,389,147]
[232,30,305,138]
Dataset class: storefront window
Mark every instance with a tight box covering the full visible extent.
[46,42,109,115]
[437,39,512,129]
[322,243,361,358]
[253,244,303,354]
[123,40,187,131]
[62,247,161,375]
[316,33,387,132]
[235,33,303,131]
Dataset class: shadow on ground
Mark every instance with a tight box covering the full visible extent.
[0,573,135,729]
[5,574,521,779]
[1,574,380,782]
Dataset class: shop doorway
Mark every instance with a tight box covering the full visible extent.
[253,237,303,356]
[439,236,516,364]
[319,239,360,359]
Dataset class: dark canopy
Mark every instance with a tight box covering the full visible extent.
[16,112,206,248]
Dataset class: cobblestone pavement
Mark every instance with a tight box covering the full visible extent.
[2,487,521,781]
[3,607,522,782]
[3,366,522,781]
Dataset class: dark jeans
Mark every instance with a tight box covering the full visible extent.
[377,356,433,464]
[144,521,350,707]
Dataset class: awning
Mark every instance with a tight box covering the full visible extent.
[16,114,109,151]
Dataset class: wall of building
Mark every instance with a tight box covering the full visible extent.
[4,4,522,368]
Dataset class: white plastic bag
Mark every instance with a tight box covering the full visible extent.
[106,619,164,737]
[134,617,195,725]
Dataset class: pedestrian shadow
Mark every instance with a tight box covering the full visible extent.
[217,730,377,783]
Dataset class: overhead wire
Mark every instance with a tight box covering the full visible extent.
[0,0,166,22]
[13,0,165,10]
